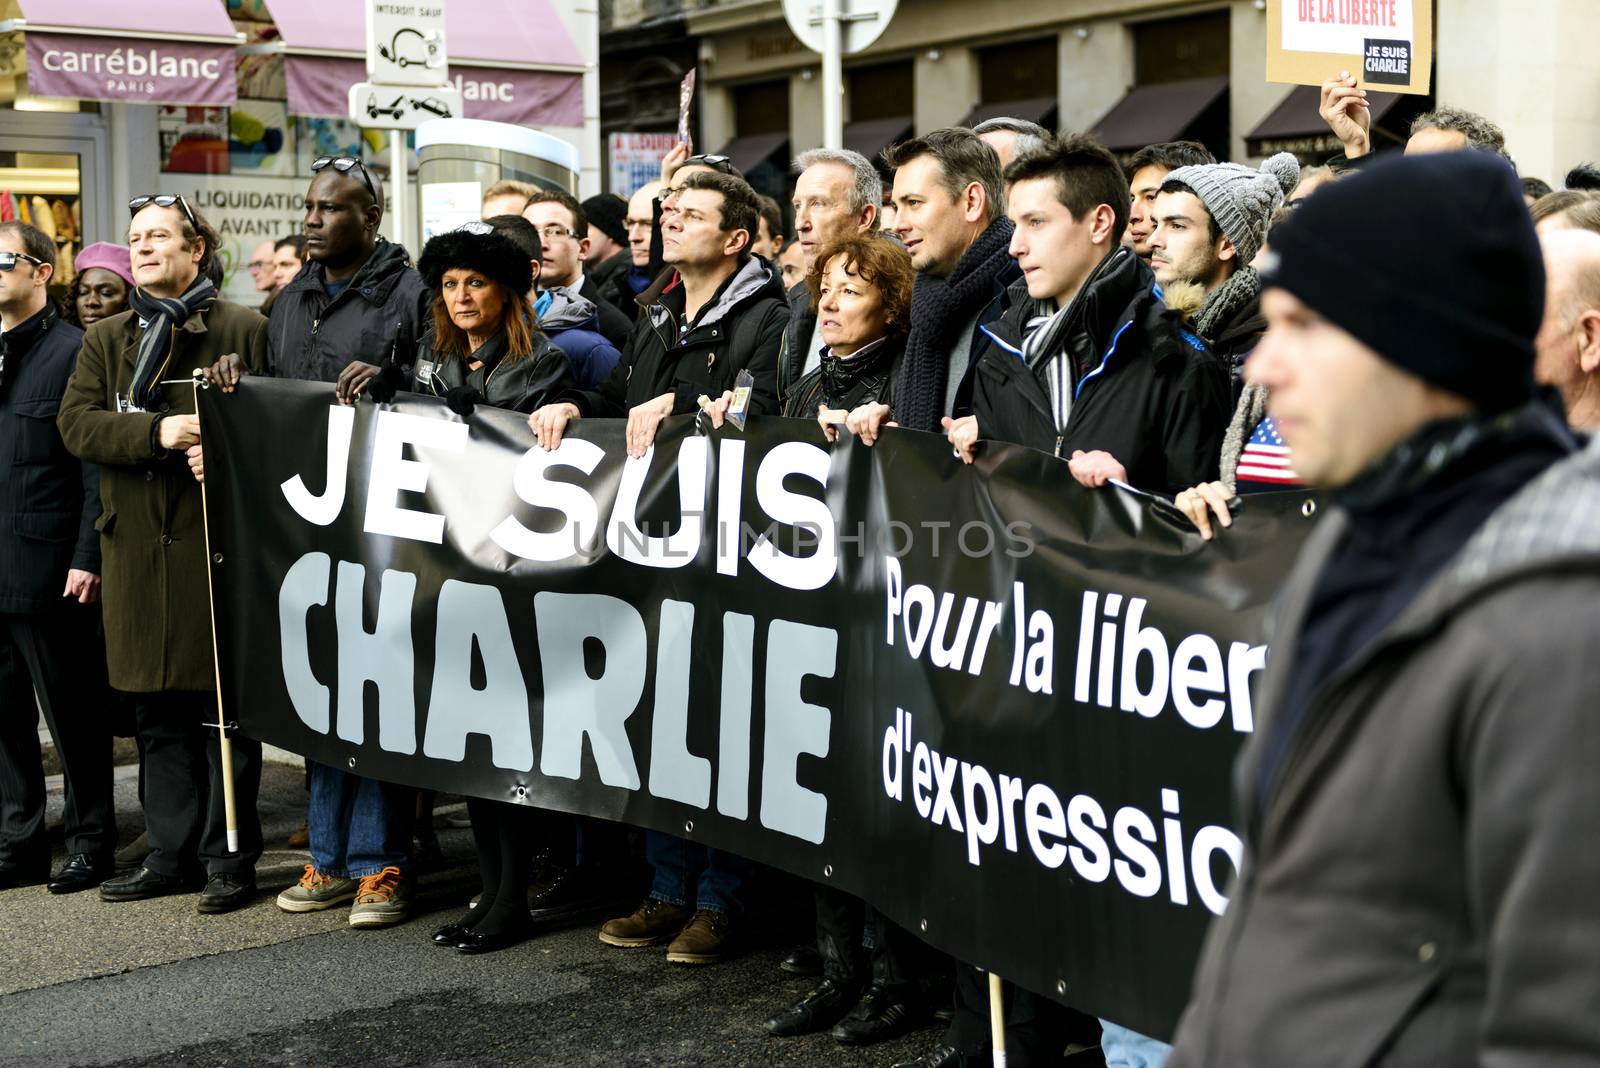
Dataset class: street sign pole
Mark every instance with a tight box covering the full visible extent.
[784,0,896,147]
[391,133,408,247]
[821,0,842,150]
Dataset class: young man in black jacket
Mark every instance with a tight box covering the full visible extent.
[0,221,116,895]
[947,135,1230,498]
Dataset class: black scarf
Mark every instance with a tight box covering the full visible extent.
[892,216,1015,432]
[127,275,217,410]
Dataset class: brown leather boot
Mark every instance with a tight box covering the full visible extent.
[597,898,692,948]
[666,909,738,964]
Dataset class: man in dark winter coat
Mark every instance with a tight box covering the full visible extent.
[847,128,1022,442]
[531,170,789,461]
[267,158,428,928]
[1149,154,1300,370]
[777,148,880,400]
[581,192,632,302]
[1169,151,1600,1068]
[951,136,1230,497]
[528,170,786,966]
[0,221,117,895]
[58,195,267,913]
[268,158,431,393]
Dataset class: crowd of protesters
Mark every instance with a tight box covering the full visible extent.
[4,66,1600,1067]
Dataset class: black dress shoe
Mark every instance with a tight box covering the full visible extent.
[454,926,534,955]
[47,853,113,895]
[197,872,256,913]
[0,857,49,890]
[831,981,926,1045]
[432,922,471,946]
[100,866,200,901]
[889,1044,969,1068]
[765,977,863,1037]
[779,943,823,976]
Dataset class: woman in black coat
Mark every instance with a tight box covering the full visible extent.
[411,222,571,417]
[411,224,568,954]
[779,232,911,439]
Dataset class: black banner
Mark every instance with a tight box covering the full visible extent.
[200,379,1317,1038]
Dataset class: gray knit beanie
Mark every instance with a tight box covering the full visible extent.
[1165,152,1301,267]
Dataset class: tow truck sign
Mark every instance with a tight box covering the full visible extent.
[347,82,464,130]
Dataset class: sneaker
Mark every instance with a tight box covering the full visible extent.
[348,866,410,928]
[830,981,926,1045]
[666,909,738,964]
[275,865,358,913]
[597,898,692,948]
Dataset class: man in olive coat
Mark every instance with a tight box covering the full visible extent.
[58,195,267,914]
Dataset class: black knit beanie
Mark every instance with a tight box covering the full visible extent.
[1261,150,1543,414]
[582,193,628,247]
[418,224,533,296]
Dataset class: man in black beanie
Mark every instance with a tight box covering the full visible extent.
[582,193,632,315]
[1168,151,1600,1066]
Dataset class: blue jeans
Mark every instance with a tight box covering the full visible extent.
[1099,1020,1172,1068]
[307,762,410,878]
[644,831,751,913]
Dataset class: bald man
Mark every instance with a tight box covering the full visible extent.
[1536,228,1600,430]
[601,180,664,312]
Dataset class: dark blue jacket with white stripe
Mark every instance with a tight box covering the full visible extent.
[969,247,1230,496]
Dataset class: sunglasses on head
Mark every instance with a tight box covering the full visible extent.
[0,250,46,272]
[129,193,201,235]
[311,155,378,201]
[684,153,738,175]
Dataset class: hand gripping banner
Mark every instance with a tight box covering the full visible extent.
[199,379,1318,1038]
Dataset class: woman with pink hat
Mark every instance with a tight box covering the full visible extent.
[70,242,135,329]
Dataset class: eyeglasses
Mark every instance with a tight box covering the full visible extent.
[0,251,46,272]
[456,221,495,236]
[534,224,579,243]
[128,194,201,235]
[310,155,378,201]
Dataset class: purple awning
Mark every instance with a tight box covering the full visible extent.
[267,0,584,126]
[18,0,238,105]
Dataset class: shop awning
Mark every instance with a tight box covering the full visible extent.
[266,0,584,127]
[845,116,912,167]
[11,0,240,105]
[1091,76,1229,153]
[1245,84,1406,157]
[715,132,791,178]
[960,97,1059,131]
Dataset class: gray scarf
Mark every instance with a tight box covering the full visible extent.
[1193,265,1261,346]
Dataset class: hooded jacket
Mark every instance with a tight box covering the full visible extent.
[537,286,621,389]
[563,255,789,418]
[267,238,432,384]
[969,248,1230,495]
[1168,409,1600,1068]
[0,305,99,613]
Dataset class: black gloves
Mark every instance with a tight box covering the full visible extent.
[364,361,408,405]
[444,385,481,417]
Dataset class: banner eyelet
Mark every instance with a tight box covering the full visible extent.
[683,819,695,834]
[1301,499,1318,518]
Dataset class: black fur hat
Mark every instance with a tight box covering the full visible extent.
[418,223,533,295]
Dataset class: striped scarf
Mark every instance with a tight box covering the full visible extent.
[1019,299,1075,432]
[126,275,217,410]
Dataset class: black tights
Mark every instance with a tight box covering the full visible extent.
[462,797,544,937]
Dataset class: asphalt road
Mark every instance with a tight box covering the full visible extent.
[0,759,961,1067]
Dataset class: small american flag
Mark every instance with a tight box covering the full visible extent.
[1236,415,1300,486]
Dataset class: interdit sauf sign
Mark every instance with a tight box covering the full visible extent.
[25,31,236,105]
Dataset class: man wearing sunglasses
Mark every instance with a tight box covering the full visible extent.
[0,221,119,896]
[265,155,431,929]
[57,194,269,914]
[270,156,430,402]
